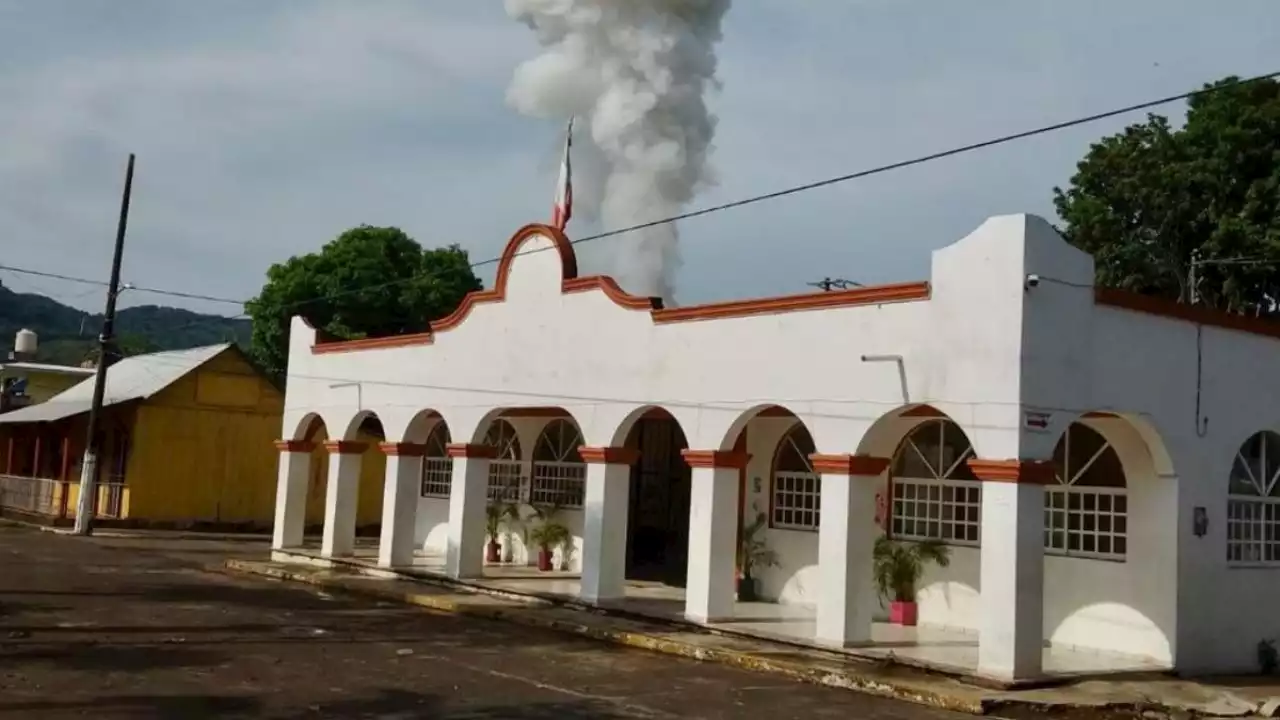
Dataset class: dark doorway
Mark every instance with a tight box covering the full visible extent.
[624,415,691,587]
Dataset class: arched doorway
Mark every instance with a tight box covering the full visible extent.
[624,409,691,586]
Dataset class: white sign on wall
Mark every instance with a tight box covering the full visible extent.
[1023,409,1052,433]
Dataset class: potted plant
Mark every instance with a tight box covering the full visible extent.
[737,509,778,602]
[524,501,561,567]
[484,504,504,563]
[529,519,571,571]
[872,535,951,626]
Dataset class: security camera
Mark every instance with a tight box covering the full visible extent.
[1025,273,1041,290]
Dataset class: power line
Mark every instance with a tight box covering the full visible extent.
[0,264,245,306]
[12,69,1280,340]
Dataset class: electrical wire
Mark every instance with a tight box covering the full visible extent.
[9,69,1280,340]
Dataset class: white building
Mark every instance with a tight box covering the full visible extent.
[270,214,1280,682]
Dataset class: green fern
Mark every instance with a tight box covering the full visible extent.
[872,536,951,603]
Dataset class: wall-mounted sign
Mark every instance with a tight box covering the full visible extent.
[1023,410,1052,433]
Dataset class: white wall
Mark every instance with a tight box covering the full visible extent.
[278,216,1280,674]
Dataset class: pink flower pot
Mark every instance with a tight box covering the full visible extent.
[889,601,918,626]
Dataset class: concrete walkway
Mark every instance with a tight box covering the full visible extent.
[224,558,1280,719]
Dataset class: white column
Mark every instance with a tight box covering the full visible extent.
[578,448,635,604]
[814,455,886,647]
[320,441,364,558]
[377,443,423,568]
[974,461,1047,681]
[271,441,312,550]
[444,445,491,579]
[683,451,742,623]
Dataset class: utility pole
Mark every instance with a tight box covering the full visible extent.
[807,277,863,292]
[1188,250,1201,306]
[73,154,135,536]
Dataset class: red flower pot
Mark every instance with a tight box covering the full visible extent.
[486,541,501,564]
[537,548,554,572]
[889,600,918,626]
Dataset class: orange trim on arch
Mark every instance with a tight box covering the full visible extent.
[901,405,946,418]
[313,224,660,355]
[810,453,891,476]
[682,449,750,469]
[966,458,1055,484]
[310,223,933,354]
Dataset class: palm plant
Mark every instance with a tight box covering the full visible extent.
[737,508,778,601]
[872,535,951,604]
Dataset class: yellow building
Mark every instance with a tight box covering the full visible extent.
[0,343,291,531]
[0,360,94,411]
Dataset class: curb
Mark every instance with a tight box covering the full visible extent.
[222,560,1258,720]
[222,559,990,714]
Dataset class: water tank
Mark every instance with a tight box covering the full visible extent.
[14,329,37,356]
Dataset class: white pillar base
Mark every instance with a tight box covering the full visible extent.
[684,465,740,623]
[271,446,311,550]
[445,453,489,579]
[321,450,362,558]
[378,450,421,568]
[579,461,631,604]
[977,479,1045,681]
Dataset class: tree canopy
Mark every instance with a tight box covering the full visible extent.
[1054,76,1280,314]
[245,226,483,378]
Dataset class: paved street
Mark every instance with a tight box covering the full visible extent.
[0,525,968,719]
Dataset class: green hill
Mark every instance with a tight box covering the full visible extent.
[0,279,251,366]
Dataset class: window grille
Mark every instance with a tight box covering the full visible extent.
[1044,423,1128,560]
[1227,431,1280,566]
[771,423,820,530]
[889,419,981,545]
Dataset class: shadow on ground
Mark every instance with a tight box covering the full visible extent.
[0,689,649,719]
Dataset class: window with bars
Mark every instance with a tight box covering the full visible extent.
[889,419,981,545]
[530,462,586,507]
[530,419,586,508]
[1044,423,1128,560]
[420,423,453,498]
[484,419,526,503]
[771,423,820,530]
[1227,430,1280,566]
[487,460,527,503]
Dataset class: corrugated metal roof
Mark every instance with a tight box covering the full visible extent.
[0,361,95,377]
[0,343,231,424]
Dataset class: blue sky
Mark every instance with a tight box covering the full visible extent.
[0,0,1276,315]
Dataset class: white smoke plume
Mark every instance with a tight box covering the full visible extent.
[505,0,732,305]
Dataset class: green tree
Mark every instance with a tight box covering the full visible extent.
[1054,76,1280,314]
[245,226,483,378]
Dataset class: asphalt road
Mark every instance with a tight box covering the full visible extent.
[0,525,969,719]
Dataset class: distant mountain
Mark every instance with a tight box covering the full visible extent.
[0,280,251,366]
